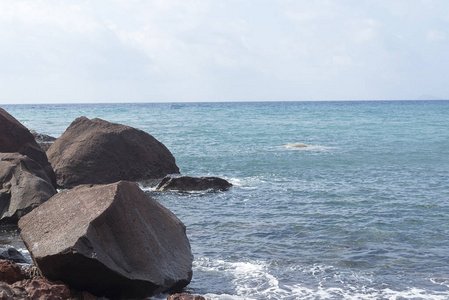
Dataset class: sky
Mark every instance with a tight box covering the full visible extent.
[0,0,448,104]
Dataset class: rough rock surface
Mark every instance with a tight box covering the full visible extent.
[156,176,232,192]
[19,181,193,298]
[0,277,71,300]
[46,117,180,188]
[0,259,29,284]
[37,142,53,152]
[167,293,206,300]
[0,108,56,187]
[0,153,57,223]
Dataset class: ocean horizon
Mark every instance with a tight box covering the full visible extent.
[1,100,449,299]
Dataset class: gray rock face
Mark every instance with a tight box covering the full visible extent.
[156,176,232,192]
[30,130,56,143]
[0,247,30,264]
[0,153,57,224]
[46,117,180,188]
[19,181,193,298]
[0,108,56,187]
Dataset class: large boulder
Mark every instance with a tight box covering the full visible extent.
[19,181,193,298]
[156,176,232,192]
[46,117,180,188]
[0,153,57,223]
[0,108,56,187]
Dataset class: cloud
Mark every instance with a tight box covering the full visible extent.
[1,0,449,103]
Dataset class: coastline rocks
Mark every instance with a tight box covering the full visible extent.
[30,130,56,152]
[156,176,232,192]
[0,153,57,223]
[0,247,30,264]
[30,130,57,143]
[0,260,29,284]
[168,293,206,300]
[19,181,193,298]
[0,108,56,187]
[47,117,180,188]
[0,276,72,300]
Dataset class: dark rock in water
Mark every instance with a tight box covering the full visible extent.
[0,108,57,188]
[156,176,232,192]
[46,116,180,188]
[19,181,193,299]
[30,130,57,152]
[30,130,56,143]
[0,153,57,224]
[0,247,30,264]
[167,293,206,300]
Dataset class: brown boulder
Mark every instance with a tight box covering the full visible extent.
[0,108,56,187]
[0,153,57,223]
[46,117,180,188]
[19,181,193,298]
[0,260,29,284]
[156,176,232,192]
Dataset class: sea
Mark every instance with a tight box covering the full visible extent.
[1,100,448,299]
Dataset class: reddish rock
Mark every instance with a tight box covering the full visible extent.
[0,277,71,300]
[14,277,71,300]
[0,108,56,187]
[0,153,57,223]
[156,176,232,192]
[19,181,193,299]
[0,260,29,284]
[46,117,180,188]
[167,293,206,300]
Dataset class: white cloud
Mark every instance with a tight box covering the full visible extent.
[1,0,449,103]
[427,30,446,41]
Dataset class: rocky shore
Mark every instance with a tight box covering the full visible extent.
[0,107,231,299]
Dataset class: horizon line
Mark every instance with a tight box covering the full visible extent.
[1,99,448,106]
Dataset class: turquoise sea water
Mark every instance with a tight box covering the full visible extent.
[2,101,449,299]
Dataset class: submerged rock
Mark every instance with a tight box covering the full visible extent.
[0,153,57,224]
[0,108,56,187]
[47,117,180,188]
[19,181,193,298]
[156,176,232,192]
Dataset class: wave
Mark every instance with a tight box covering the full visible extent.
[185,259,449,300]
[277,143,336,150]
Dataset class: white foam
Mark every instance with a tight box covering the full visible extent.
[193,259,449,300]
[277,143,336,150]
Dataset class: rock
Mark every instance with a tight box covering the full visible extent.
[0,277,71,300]
[46,117,180,188]
[0,108,56,187]
[37,142,53,152]
[156,176,232,192]
[0,259,29,284]
[167,293,206,300]
[30,130,57,143]
[0,153,57,223]
[0,247,30,264]
[19,181,193,299]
